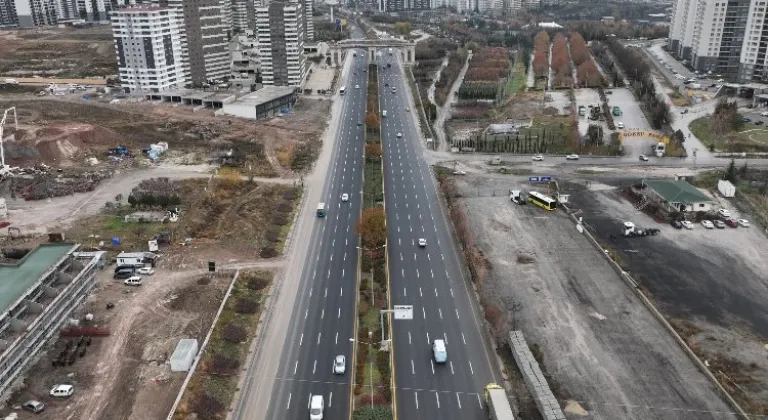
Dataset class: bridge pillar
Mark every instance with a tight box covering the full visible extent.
[331,47,340,67]
[369,47,376,62]
[408,46,415,64]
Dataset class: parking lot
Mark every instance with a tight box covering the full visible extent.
[452,173,737,420]
[568,178,768,413]
[573,88,603,136]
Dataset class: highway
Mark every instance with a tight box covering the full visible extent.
[377,54,503,418]
[258,52,368,419]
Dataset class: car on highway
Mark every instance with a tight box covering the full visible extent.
[355,84,360,89]
[718,208,731,217]
[616,122,624,129]
[396,132,402,138]
[681,220,694,230]
[418,238,427,247]
[639,155,649,161]
[565,154,579,160]
[405,107,410,112]
[309,395,324,420]
[50,384,74,398]
[713,220,726,229]
[701,220,715,229]
[357,121,362,126]
[137,267,154,275]
[738,219,750,227]
[532,154,543,161]
[333,355,346,374]
[341,193,349,202]
[680,109,689,114]
[432,339,447,363]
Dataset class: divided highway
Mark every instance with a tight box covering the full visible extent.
[377,55,503,418]
[260,53,368,420]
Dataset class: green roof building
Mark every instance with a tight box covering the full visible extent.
[644,179,713,213]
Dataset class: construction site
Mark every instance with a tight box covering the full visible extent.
[0,87,332,418]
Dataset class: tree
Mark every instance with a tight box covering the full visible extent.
[725,159,737,183]
[394,22,412,35]
[352,405,393,420]
[740,161,749,178]
[365,112,380,131]
[365,142,382,160]
[357,207,387,247]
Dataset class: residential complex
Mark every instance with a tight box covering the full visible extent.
[0,0,138,26]
[110,4,188,93]
[669,0,768,83]
[255,0,307,86]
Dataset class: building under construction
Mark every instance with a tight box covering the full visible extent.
[0,244,105,397]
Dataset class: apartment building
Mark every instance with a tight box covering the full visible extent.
[12,0,58,26]
[669,0,768,83]
[230,0,255,34]
[111,4,188,93]
[1,0,137,26]
[256,0,307,86]
[0,0,17,25]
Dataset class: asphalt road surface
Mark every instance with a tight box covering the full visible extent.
[377,54,503,419]
[260,52,368,420]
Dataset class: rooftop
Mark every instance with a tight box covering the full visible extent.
[228,86,296,106]
[645,179,711,204]
[0,243,75,315]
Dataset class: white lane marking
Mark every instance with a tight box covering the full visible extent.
[477,393,482,408]
[308,393,312,408]
[408,331,412,344]
[416,269,420,278]
[317,333,322,345]
[305,309,308,319]
[340,287,343,296]
[404,287,407,297]
[435,288,438,296]
[286,393,292,410]
[456,393,462,409]
[419,287,423,297]
[428,253,431,261]
[435,392,440,408]
[431,359,435,375]
[309,288,313,297]
[450,361,455,375]
[439,308,443,319]
[338,308,341,318]
[312,360,317,374]
[469,360,474,375]
[462,333,467,344]
[329,392,333,407]
[294,361,298,375]
[321,309,325,319]
[444,333,448,344]
[411,359,415,374]
[456,308,460,319]
[325,287,328,297]
[415,392,419,409]
[450,288,454,297]
[313,269,317,279]
[336,332,338,344]
[299,334,304,346]
[427,332,430,343]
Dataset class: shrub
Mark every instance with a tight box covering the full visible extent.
[247,276,270,291]
[194,394,224,419]
[484,304,503,330]
[210,354,239,375]
[272,216,288,226]
[283,190,296,200]
[260,247,278,258]
[235,298,259,314]
[265,229,280,243]
[223,323,247,343]
[277,202,293,213]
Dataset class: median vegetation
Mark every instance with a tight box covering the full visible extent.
[352,63,393,420]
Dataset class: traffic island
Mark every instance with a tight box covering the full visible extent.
[350,63,394,420]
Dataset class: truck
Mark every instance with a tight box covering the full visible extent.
[509,189,526,205]
[317,202,326,217]
[484,384,515,420]
[578,105,586,116]
[622,221,659,237]
[653,142,666,157]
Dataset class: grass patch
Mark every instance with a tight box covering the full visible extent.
[481,115,576,154]
[498,167,533,175]
[690,116,768,152]
[173,271,272,420]
[669,91,690,107]
[406,67,434,140]
[505,60,527,98]
[364,162,384,208]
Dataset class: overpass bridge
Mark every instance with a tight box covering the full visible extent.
[330,38,417,66]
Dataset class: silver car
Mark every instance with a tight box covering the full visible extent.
[333,355,346,374]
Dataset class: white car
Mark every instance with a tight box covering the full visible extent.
[738,219,750,227]
[452,170,466,175]
[333,355,346,374]
[309,395,324,420]
[565,154,579,160]
[639,155,649,161]
[137,267,154,275]
[124,276,143,286]
[50,384,74,398]
[341,193,349,202]
[761,112,768,117]
[396,132,403,138]
[701,220,714,229]
[418,238,427,247]
[405,107,410,112]
[616,122,624,129]
[532,154,543,161]
[355,84,360,89]
[681,220,694,230]
[717,208,731,218]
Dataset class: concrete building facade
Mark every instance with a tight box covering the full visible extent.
[0,244,105,397]
[220,85,297,119]
[111,4,188,93]
[669,0,768,83]
[12,0,58,26]
[256,0,307,86]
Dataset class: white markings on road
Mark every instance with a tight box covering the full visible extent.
[308,393,312,409]
[317,333,322,345]
[435,392,440,408]
[419,287,423,297]
[286,393,292,410]
[413,253,416,261]
[411,359,415,375]
[342,268,345,277]
[428,253,431,261]
[321,309,325,319]
[313,269,316,279]
[338,308,341,318]
[423,307,426,319]
[309,288,312,297]
[330,254,333,261]
[450,288,454,297]
[450,361,455,375]
[431,359,435,375]
[456,393,462,409]
[408,331,412,344]
[305,309,308,319]
[336,332,339,344]
[294,361,298,375]
[462,333,467,345]
[469,360,474,375]
[439,308,443,319]
[403,287,407,297]
[426,332,430,343]
[477,393,482,408]
[400,252,403,261]
[444,333,448,344]
[456,308,460,319]
[416,269,420,278]
[299,334,304,346]
[324,287,328,297]
[340,287,343,296]
[402,268,405,277]
[431,269,434,278]
[312,360,317,374]
[415,392,419,409]
[327,269,331,278]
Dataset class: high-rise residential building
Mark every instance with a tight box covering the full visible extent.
[111,4,188,93]
[669,0,768,83]
[255,0,307,86]
[1,0,137,26]
[380,0,430,11]
[230,0,255,34]
[155,0,230,85]
[12,0,58,26]
[0,0,17,25]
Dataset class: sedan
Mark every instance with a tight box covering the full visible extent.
[341,193,349,202]
[137,267,154,275]
[671,220,683,229]
[713,220,726,229]
[639,155,649,161]
[396,132,403,138]
[532,154,543,161]
[616,122,624,129]
[405,107,410,112]
[701,220,715,229]
[717,208,731,218]
[333,355,346,374]
[761,112,768,117]
[418,238,427,247]
[738,219,750,227]
[565,154,579,160]
[681,220,694,230]
[355,84,360,89]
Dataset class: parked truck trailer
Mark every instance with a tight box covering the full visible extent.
[484,383,515,420]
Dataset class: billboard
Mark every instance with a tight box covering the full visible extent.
[617,129,670,144]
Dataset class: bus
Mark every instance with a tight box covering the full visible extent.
[528,191,557,211]
[339,86,346,95]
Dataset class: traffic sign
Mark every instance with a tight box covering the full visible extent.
[393,305,413,320]
[529,176,553,183]
[528,176,539,182]
[540,176,552,182]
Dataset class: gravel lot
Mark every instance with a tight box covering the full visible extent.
[453,174,736,420]
[574,88,603,137]
[567,179,768,413]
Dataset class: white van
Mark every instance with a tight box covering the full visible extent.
[309,395,324,420]
[124,276,143,286]
[382,110,387,117]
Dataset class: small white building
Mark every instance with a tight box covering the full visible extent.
[116,252,146,267]
[170,339,199,372]
[220,86,298,120]
[718,180,736,198]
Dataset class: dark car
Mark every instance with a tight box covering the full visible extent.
[671,220,683,229]
[725,218,738,228]
[742,117,752,123]
[756,121,764,126]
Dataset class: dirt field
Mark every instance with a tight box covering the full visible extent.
[568,179,768,416]
[0,26,116,78]
[449,172,737,420]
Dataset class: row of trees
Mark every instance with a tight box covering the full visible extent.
[464,47,510,81]
[435,49,468,106]
[451,131,570,154]
[596,39,671,129]
[532,31,550,78]
[551,33,573,88]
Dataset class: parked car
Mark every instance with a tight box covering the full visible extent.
[137,267,154,275]
[532,154,544,161]
[713,220,726,229]
[725,218,738,228]
[742,117,752,123]
[50,384,74,398]
[701,220,715,229]
[565,154,579,160]
[681,220,694,229]
[671,220,683,229]
[738,219,750,227]
[761,111,768,117]
[639,155,649,161]
[124,276,143,286]
[717,208,731,217]
[616,122,625,129]
[23,400,45,413]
